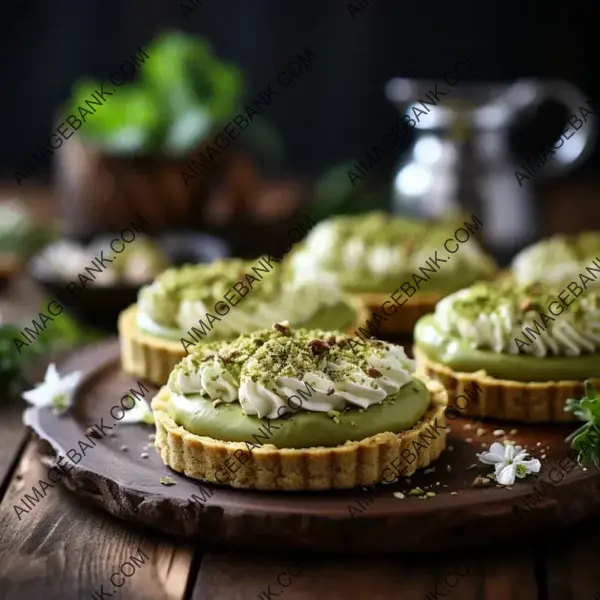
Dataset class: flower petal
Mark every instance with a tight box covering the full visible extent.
[59,371,83,394]
[504,443,515,461]
[496,463,516,486]
[512,449,528,460]
[489,442,506,456]
[477,451,505,465]
[22,386,50,407]
[120,400,154,425]
[45,363,61,385]
[518,458,541,474]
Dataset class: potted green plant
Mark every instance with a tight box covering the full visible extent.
[55,31,281,235]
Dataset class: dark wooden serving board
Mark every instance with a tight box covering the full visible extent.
[22,340,600,553]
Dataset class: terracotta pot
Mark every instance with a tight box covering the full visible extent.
[55,134,233,237]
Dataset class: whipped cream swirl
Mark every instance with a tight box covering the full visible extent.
[291,214,491,282]
[434,286,600,357]
[169,337,416,419]
[512,235,600,290]
[176,275,342,338]
[138,268,345,339]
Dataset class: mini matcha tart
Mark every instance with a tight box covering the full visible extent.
[119,258,368,386]
[414,281,600,423]
[288,211,496,334]
[152,324,448,491]
[511,231,600,289]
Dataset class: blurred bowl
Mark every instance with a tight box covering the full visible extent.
[27,232,229,331]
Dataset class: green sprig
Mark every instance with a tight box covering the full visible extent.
[565,380,600,467]
[0,306,103,399]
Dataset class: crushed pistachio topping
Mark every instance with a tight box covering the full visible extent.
[297,211,493,278]
[441,280,600,326]
[170,325,402,390]
[308,211,477,251]
[138,258,292,328]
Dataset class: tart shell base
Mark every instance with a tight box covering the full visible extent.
[353,291,443,335]
[414,347,591,423]
[151,379,448,491]
[119,298,372,387]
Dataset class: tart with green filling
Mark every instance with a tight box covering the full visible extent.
[152,324,448,490]
[511,231,600,288]
[119,258,368,385]
[414,281,600,422]
[288,211,496,333]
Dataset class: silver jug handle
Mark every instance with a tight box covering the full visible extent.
[529,80,597,179]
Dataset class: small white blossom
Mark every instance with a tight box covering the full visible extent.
[21,363,82,414]
[477,441,541,485]
[120,399,155,425]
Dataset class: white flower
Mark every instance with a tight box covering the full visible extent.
[477,441,541,485]
[21,363,82,414]
[120,398,155,425]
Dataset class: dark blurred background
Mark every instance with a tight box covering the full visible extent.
[2,0,598,177]
[1,0,599,251]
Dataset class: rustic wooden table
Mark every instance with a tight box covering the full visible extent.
[3,183,600,599]
[0,275,600,600]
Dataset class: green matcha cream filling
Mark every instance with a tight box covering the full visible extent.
[135,258,357,341]
[164,327,431,448]
[415,281,600,382]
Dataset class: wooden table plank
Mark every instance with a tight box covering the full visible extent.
[546,518,600,600]
[0,443,195,600]
[0,399,29,500]
[0,276,48,496]
[191,546,540,600]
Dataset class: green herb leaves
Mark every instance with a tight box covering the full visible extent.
[565,380,600,467]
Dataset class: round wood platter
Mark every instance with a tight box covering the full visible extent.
[24,339,600,553]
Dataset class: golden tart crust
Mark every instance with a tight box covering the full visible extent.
[414,347,590,423]
[119,298,371,386]
[151,378,448,491]
[353,291,443,335]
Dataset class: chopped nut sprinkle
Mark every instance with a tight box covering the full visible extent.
[472,475,493,487]
[520,298,534,311]
[86,427,102,440]
[272,321,291,334]
[308,338,330,355]
[493,429,505,437]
